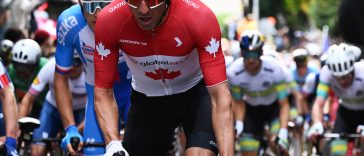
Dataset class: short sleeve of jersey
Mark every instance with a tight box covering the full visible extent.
[28,58,55,96]
[187,3,227,87]
[0,61,12,89]
[55,5,83,75]
[316,65,331,99]
[302,72,317,94]
[269,61,288,101]
[226,58,244,101]
[93,3,122,88]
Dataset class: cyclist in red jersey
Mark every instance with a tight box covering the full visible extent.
[93,0,234,155]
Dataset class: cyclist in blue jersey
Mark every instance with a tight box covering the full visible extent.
[0,60,18,156]
[54,0,132,155]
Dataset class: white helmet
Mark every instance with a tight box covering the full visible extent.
[326,43,359,77]
[0,0,11,12]
[12,39,41,65]
[292,48,308,58]
[1,39,13,52]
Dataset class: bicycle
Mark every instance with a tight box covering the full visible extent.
[0,143,6,155]
[17,117,40,156]
[17,117,65,156]
[237,124,289,156]
[313,133,364,156]
[69,137,125,156]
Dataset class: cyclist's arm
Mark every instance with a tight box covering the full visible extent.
[311,96,326,124]
[278,98,290,129]
[0,85,18,138]
[207,82,234,156]
[292,89,307,115]
[94,87,119,144]
[54,72,75,128]
[232,99,245,122]
[77,119,85,134]
[18,93,36,118]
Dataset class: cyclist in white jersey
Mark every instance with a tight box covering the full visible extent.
[227,30,290,156]
[308,43,364,155]
[18,55,86,156]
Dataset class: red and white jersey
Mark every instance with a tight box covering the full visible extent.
[0,61,12,90]
[94,0,227,96]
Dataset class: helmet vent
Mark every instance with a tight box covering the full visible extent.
[19,51,23,59]
[344,62,348,70]
[332,64,337,72]
[338,63,342,72]
[24,55,28,60]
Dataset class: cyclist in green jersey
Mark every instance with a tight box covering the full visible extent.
[7,39,48,118]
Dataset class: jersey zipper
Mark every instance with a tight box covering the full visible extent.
[152,30,171,95]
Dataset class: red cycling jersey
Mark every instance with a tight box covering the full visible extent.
[94,0,227,96]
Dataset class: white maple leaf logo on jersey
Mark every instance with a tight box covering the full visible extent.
[96,43,111,60]
[205,38,220,57]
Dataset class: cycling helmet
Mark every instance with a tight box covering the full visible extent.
[12,39,41,65]
[292,48,308,62]
[326,43,358,77]
[0,0,11,12]
[239,30,265,51]
[1,39,13,53]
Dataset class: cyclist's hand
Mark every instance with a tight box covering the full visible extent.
[356,125,364,141]
[235,120,243,138]
[277,128,289,151]
[308,122,324,143]
[4,137,18,156]
[61,125,84,155]
[104,141,129,156]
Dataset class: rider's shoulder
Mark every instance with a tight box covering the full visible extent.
[57,4,84,23]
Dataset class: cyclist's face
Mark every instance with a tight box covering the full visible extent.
[334,72,354,88]
[83,9,100,31]
[13,62,36,79]
[296,63,307,76]
[128,0,167,30]
[80,0,110,31]
[244,57,261,75]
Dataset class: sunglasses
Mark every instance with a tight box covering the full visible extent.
[125,0,165,9]
[334,72,353,81]
[81,0,112,15]
[293,55,307,63]
[242,51,262,60]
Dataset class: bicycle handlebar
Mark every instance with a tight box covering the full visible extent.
[70,137,80,151]
[0,144,7,155]
[69,138,125,156]
[323,133,362,139]
[113,151,126,156]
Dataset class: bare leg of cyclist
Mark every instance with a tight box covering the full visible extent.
[31,144,46,156]
[185,147,215,156]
